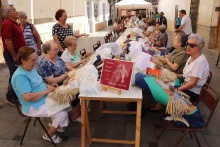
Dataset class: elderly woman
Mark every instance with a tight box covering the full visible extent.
[155,24,168,48]
[150,34,209,111]
[158,31,189,74]
[145,21,155,37]
[12,46,68,143]
[18,11,42,67]
[148,22,160,44]
[61,36,92,68]
[38,40,81,122]
[52,9,89,56]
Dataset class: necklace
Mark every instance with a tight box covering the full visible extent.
[188,53,201,65]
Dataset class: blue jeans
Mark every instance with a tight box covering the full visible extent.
[3,50,18,101]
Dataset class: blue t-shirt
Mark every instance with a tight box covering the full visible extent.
[38,56,67,79]
[11,66,47,113]
[176,17,181,26]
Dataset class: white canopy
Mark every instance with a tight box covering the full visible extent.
[115,0,152,9]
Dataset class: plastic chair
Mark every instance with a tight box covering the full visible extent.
[157,84,219,147]
[9,84,56,146]
[93,41,101,51]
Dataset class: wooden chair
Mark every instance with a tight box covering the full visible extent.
[157,84,220,147]
[9,84,56,146]
[216,52,220,66]
[93,41,101,51]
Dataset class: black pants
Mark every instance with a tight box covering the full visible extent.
[71,93,80,107]
[3,50,18,101]
[182,90,199,103]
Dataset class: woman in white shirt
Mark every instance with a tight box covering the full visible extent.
[177,33,209,103]
[149,34,209,111]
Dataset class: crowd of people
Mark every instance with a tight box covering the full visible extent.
[1,4,90,144]
[1,3,208,144]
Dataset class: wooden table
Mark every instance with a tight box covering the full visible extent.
[79,86,142,147]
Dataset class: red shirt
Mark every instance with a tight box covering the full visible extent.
[1,18,26,53]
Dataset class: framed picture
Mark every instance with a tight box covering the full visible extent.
[100,59,134,91]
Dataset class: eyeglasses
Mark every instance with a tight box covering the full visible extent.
[186,42,198,48]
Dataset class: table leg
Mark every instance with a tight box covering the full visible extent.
[135,100,142,147]
[100,101,104,117]
[85,104,92,144]
[81,99,86,147]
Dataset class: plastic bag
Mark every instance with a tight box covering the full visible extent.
[134,52,151,74]
[95,43,122,56]
[127,41,142,61]
[80,73,102,95]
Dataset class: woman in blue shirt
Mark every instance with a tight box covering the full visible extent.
[175,17,181,29]
[12,46,68,143]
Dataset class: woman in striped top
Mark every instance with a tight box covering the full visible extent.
[18,11,42,68]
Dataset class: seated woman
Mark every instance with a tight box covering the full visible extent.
[12,46,68,143]
[150,34,209,111]
[145,21,155,37]
[61,36,92,68]
[113,19,123,34]
[155,24,168,48]
[157,31,189,74]
[148,22,160,44]
[38,40,81,122]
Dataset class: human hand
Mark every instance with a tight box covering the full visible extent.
[51,83,58,89]
[46,85,56,93]
[82,33,90,37]
[38,50,41,56]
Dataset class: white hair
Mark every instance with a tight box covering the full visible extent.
[188,33,205,50]
[1,5,13,18]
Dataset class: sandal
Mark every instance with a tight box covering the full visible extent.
[48,122,65,133]
[70,117,82,123]
[42,133,62,144]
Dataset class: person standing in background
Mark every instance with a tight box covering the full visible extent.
[175,16,181,29]
[18,11,42,68]
[52,9,89,57]
[178,9,192,35]
[1,5,26,106]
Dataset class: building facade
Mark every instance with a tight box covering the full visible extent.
[0,0,109,42]
[155,0,220,49]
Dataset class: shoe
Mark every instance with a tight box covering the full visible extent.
[146,107,162,112]
[48,122,65,133]
[71,117,82,123]
[5,99,16,107]
[42,133,62,144]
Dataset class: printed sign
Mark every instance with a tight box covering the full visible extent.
[122,10,126,16]
[100,59,133,91]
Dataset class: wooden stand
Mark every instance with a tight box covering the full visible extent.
[103,85,121,95]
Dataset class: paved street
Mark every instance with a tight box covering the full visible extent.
[0,27,220,147]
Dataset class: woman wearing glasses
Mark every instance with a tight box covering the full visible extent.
[38,40,81,122]
[148,34,209,111]
[177,33,209,103]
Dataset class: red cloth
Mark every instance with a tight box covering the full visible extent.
[1,18,26,53]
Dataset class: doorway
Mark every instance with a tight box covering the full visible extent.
[189,0,200,33]
[103,4,106,27]
[215,12,220,66]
